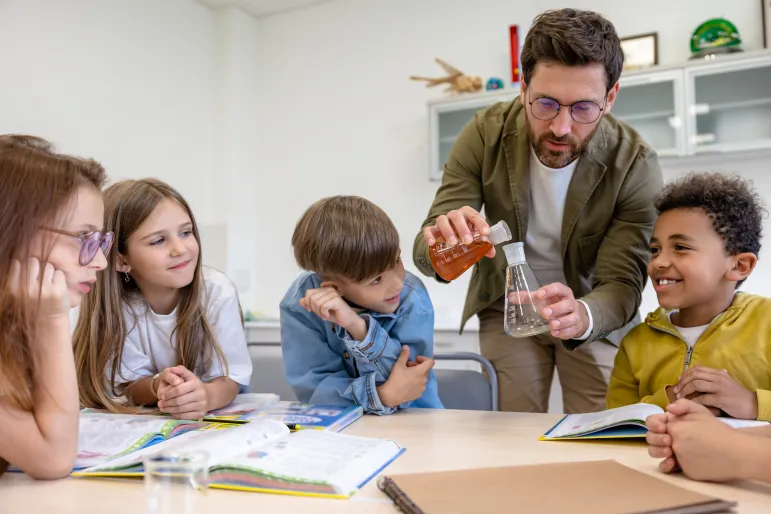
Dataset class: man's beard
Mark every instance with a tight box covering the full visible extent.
[528,123,599,169]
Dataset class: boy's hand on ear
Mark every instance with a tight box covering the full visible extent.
[157,366,209,420]
[377,346,434,408]
[300,287,367,340]
[675,366,758,420]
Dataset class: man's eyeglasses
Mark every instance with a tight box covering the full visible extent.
[528,91,606,124]
[43,228,114,266]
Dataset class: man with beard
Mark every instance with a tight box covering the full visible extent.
[413,8,663,414]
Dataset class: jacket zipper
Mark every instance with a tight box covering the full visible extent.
[682,345,694,373]
[648,325,693,373]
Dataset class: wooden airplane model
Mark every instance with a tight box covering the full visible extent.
[410,58,483,94]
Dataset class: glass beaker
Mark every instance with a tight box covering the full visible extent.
[144,450,209,514]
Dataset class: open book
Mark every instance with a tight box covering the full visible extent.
[75,413,221,469]
[80,393,281,422]
[73,419,404,499]
[79,396,362,432]
[541,403,770,440]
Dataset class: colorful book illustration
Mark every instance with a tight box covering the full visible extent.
[74,413,220,470]
[238,402,364,432]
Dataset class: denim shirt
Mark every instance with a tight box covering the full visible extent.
[280,270,444,415]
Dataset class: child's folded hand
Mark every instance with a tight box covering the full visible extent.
[157,366,209,420]
[154,367,185,401]
[674,366,757,420]
[645,411,680,473]
[377,346,435,408]
[665,399,750,482]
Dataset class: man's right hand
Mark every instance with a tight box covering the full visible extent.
[422,206,494,258]
[377,346,435,408]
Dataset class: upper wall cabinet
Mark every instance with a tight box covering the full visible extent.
[685,54,771,154]
[613,70,686,158]
[427,50,771,181]
[429,88,519,181]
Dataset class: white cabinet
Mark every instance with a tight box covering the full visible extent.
[614,70,686,157]
[685,54,771,154]
[429,88,519,181]
[426,50,771,181]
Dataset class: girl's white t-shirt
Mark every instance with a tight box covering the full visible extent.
[116,267,252,386]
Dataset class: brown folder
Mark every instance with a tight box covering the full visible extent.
[377,460,736,514]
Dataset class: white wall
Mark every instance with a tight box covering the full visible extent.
[211,8,262,308]
[3,0,768,329]
[251,0,768,328]
[0,0,219,224]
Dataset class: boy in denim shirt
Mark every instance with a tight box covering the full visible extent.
[280,196,443,414]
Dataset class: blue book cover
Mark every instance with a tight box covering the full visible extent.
[240,401,364,432]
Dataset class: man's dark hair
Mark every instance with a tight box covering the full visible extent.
[521,8,623,91]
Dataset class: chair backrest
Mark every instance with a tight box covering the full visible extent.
[433,352,499,411]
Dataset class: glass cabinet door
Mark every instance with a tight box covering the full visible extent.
[613,71,685,157]
[429,89,518,181]
[686,55,771,153]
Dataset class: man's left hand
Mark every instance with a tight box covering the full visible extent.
[537,283,590,340]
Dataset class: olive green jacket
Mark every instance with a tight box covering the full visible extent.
[413,98,664,349]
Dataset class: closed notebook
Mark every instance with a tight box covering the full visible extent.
[541,403,768,440]
[378,460,736,514]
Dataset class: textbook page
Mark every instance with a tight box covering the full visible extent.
[212,430,402,495]
[75,413,202,469]
[548,404,664,438]
[79,419,289,474]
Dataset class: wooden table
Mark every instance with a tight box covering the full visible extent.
[3,409,771,513]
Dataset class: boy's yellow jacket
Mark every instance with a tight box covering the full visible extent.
[607,293,771,421]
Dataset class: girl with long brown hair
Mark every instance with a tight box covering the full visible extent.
[0,135,110,478]
[73,179,251,420]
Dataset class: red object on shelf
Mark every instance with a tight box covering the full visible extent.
[510,25,520,84]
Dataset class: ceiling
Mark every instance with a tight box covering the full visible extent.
[196,0,337,18]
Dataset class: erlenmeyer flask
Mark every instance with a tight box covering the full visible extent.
[503,242,551,338]
[429,220,512,281]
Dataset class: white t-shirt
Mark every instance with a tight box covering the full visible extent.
[523,148,594,339]
[669,312,712,348]
[524,148,578,288]
[116,267,252,386]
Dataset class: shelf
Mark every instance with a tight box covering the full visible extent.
[440,136,457,144]
[615,110,675,122]
[695,97,771,114]
[694,140,771,153]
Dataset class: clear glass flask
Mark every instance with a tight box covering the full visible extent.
[503,242,551,338]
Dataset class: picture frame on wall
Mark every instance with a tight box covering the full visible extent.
[620,32,659,71]
[764,0,771,48]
